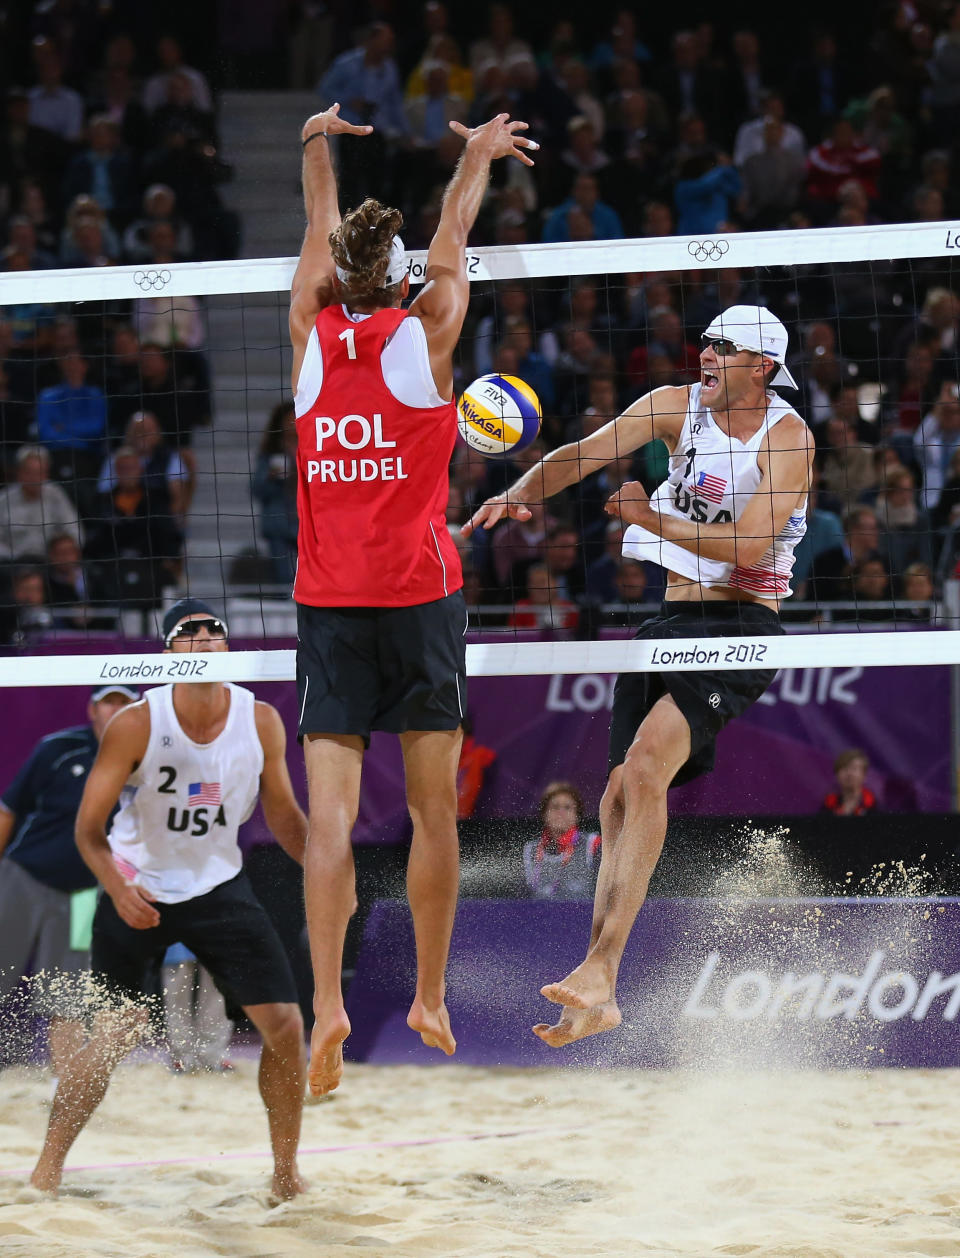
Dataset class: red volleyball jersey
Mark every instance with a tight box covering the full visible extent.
[293,305,462,607]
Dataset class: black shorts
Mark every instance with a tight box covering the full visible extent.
[296,591,468,745]
[91,871,298,1008]
[608,601,783,786]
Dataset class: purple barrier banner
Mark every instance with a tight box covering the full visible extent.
[341,662,952,836]
[0,639,950,843]
[345,897,960,1069]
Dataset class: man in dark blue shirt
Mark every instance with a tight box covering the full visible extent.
[0,683,139,1075]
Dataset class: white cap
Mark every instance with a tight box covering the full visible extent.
[335,235,407,288]
[703,305,798,390]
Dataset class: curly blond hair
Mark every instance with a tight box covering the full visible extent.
[329,198,405,308]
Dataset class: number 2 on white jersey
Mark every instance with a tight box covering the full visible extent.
[338,328,357,360]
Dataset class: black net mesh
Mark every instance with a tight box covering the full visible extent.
[1,244,958,650]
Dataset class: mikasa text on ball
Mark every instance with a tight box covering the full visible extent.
[457,373,542,457]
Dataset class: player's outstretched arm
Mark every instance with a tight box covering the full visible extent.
[410,114,538,397]
[289,105,374,388]
[606,413,814,566]
[255,702,308,866]
[462,385,688,537]
[75,705,159,930]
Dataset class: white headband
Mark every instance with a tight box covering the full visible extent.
[335,235,407,288]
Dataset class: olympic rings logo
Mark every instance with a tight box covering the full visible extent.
[687,239,730,262]
[133,269,172,291]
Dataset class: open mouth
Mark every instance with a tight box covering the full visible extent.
[702,370,720,389]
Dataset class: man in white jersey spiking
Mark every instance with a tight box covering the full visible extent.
[30,599,310,1200]
[464,304,815,1047]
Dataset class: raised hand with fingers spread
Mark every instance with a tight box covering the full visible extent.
[301,103,374,144]
[448,113,539,166]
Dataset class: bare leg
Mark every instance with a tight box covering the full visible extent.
[31,1007,147,1192]
[536,697,691,1043]
[302,734,364,1095]
[400,728,462,1056]
[244,1001,307,1200]
[48,1017,87,1078]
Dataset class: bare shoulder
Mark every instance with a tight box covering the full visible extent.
[289,281,333,346]
[408,271,465,331]
[766,411,814,456]
[254,700,286,752]
[623,385,689,439]
[100,700,150,761]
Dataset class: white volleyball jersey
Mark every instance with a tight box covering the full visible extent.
[108,683,263,904]
[622,384,808,597]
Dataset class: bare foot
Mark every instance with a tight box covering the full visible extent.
[308,1008,350,1096]
[540,959,612,1010]
[406,997,456,1056]
[29,1158,62,1194]
[271,1166,308,1201]
[532,1001,622,1047]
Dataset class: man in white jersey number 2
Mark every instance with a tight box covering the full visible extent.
[465,305,815,1047]
[31,600,310,1200]
[288,105,537,1094]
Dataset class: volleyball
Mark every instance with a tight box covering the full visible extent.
[457,374,542,458]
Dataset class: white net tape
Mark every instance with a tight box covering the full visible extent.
[1,219,957,304]
[6,630,959,690]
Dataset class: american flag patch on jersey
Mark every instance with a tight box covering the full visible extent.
[695,470,727,503]
[188,781,221,806]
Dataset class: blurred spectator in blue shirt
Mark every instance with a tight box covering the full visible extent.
[589,9,652,70]
[543,173,623,242]
[674,151,741,235]
[28,38,83,143]
[320,23,407,138]
[496,317,555,410]
[36,353,108,509]
[36,355,108,456]
[404,60,467,146]
[914,382,960,511]
[62,115,137,227]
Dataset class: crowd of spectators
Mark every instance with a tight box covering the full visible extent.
[0,297,206,641]
[0,7,225,639]
[1,15,238,271]
[320,0,956,630]
[312,2,960,247]
[0,8,229,642]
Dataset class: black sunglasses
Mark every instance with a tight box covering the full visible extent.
[700,335,757,357]
[166,617,227,645]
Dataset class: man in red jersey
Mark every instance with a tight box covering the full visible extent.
[288,102,537,1095]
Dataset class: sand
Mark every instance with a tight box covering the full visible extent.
[1,1057,959,1258]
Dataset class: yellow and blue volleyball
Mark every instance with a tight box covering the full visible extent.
[457,374,542,458]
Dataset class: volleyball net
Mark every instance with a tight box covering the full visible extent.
[1,219,960,689]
